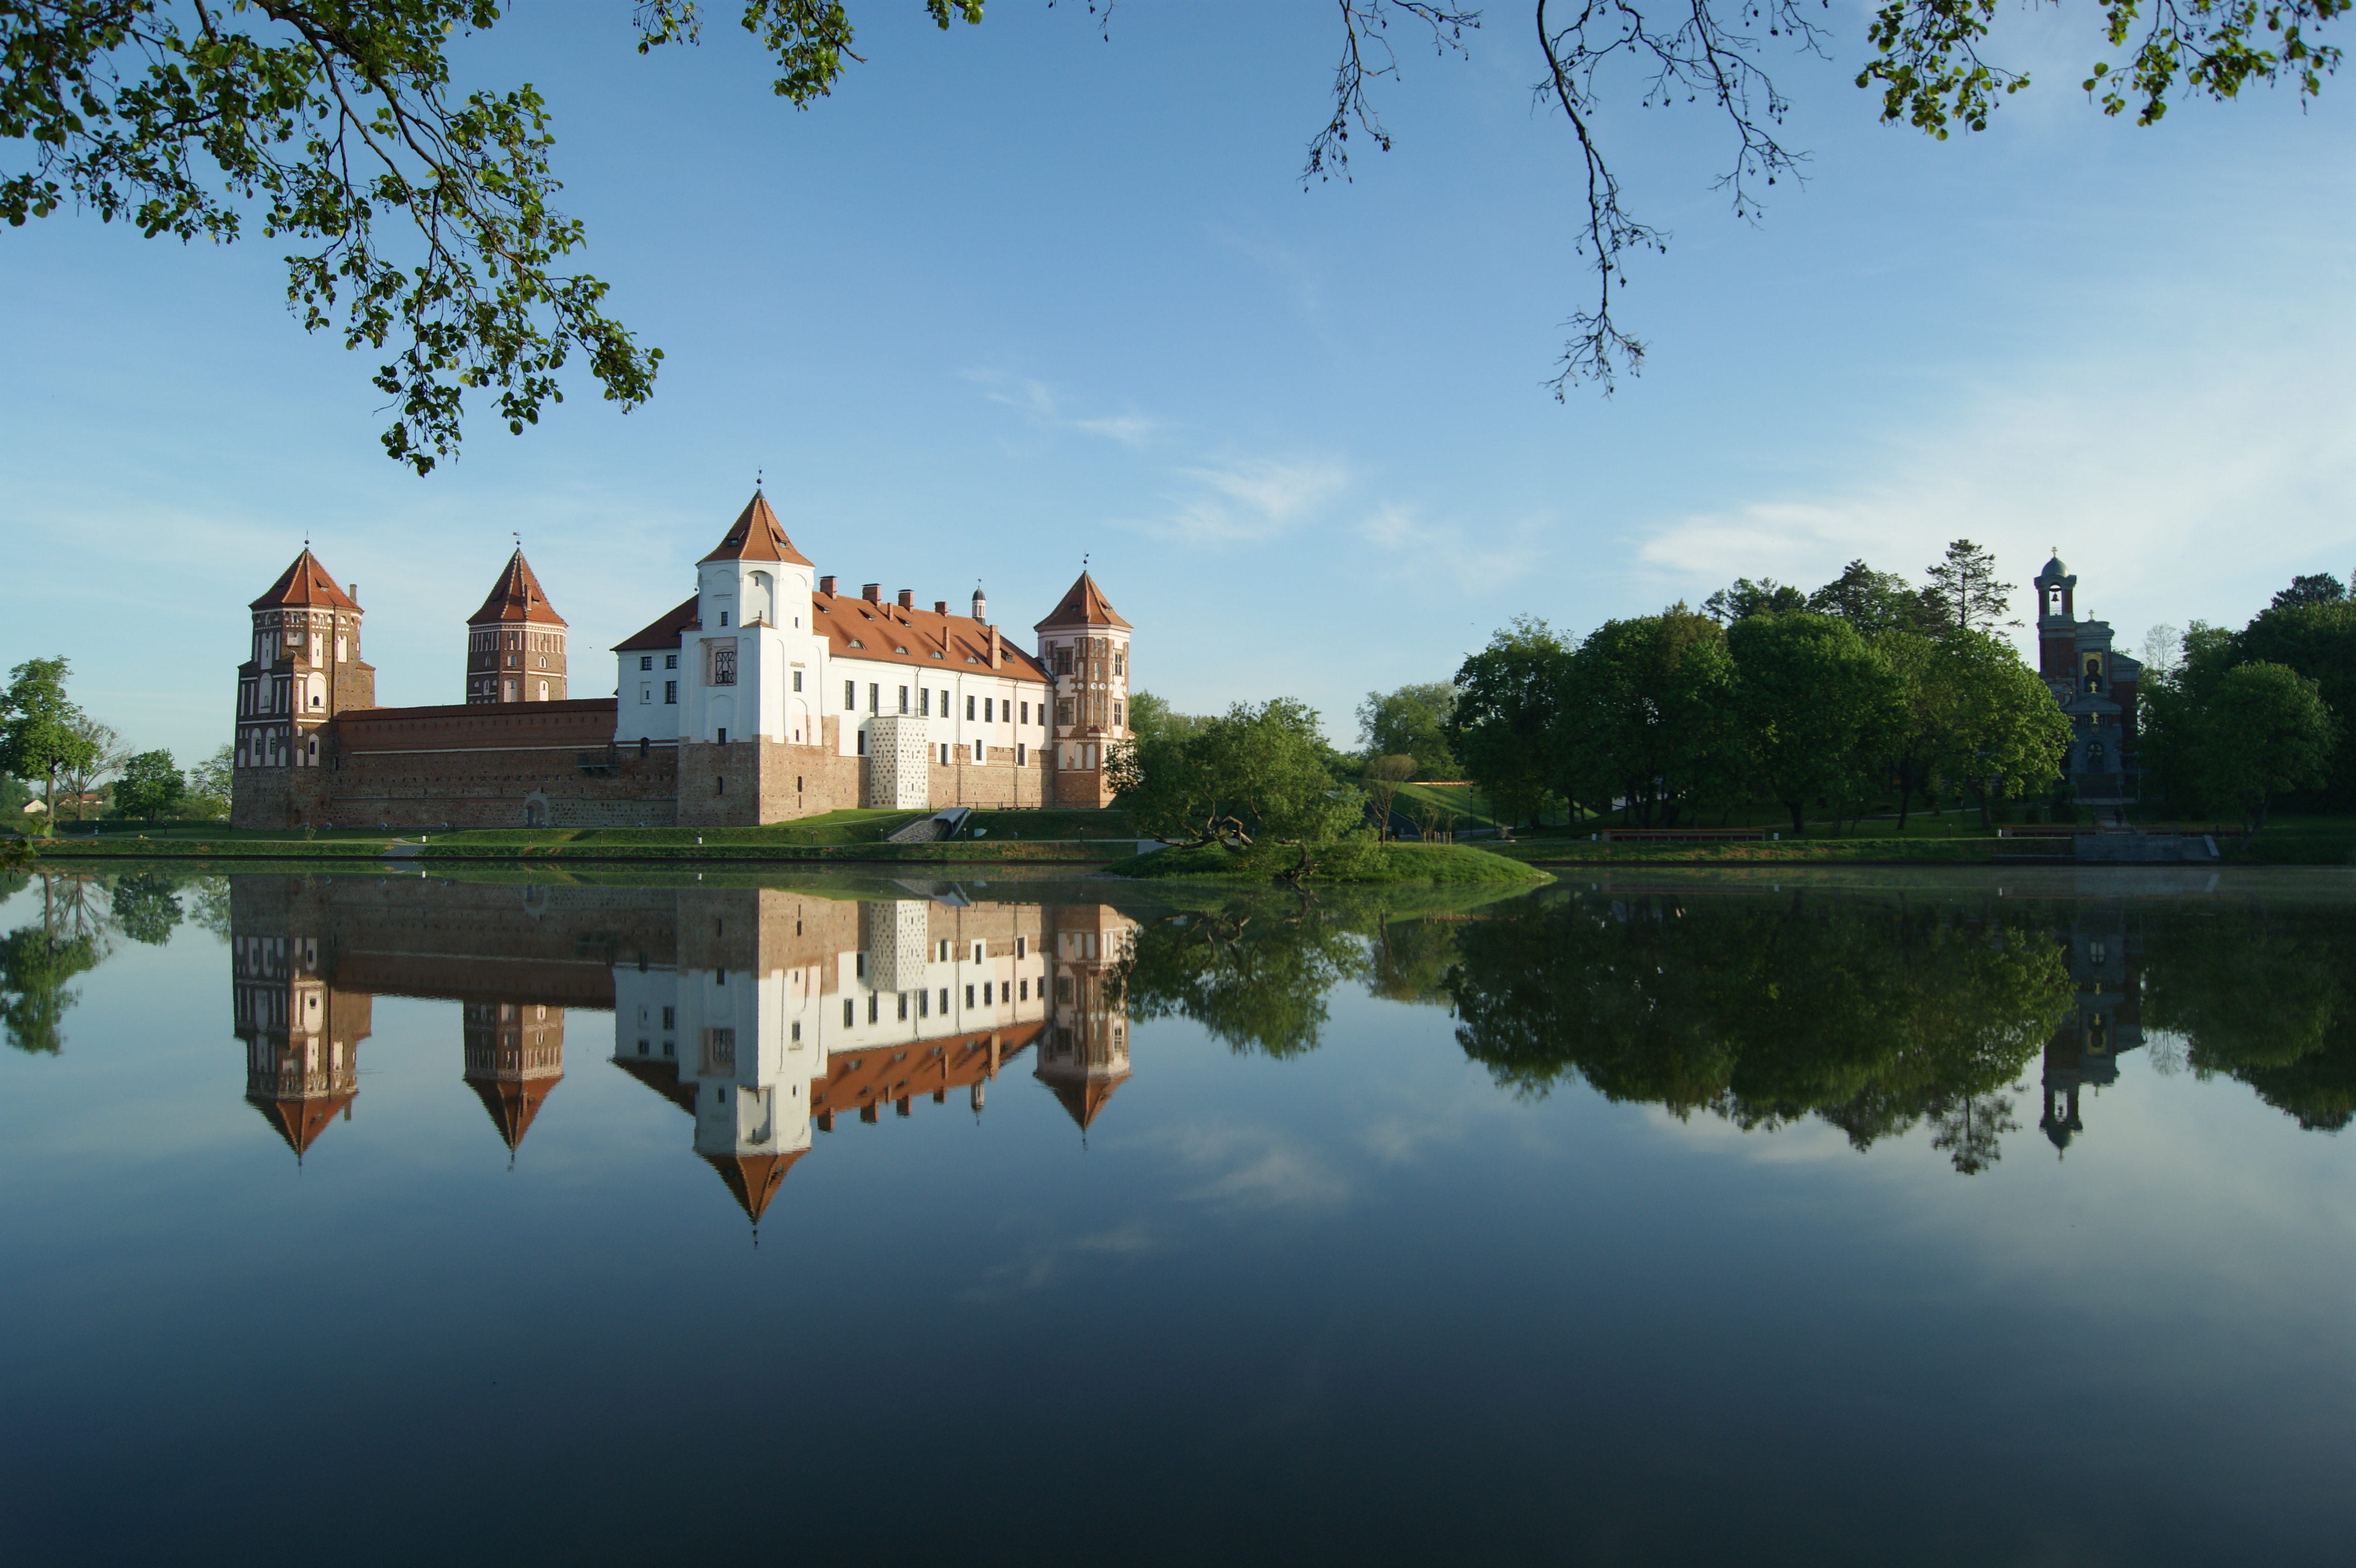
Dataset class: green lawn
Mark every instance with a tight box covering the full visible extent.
[1105,840,1551,884]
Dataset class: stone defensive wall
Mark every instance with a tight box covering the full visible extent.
[322,698,679,830]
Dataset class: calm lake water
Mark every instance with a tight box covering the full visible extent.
[2,863,2352,1565]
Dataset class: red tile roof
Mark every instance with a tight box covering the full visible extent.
[1041,1072,1129,1132]
[249,550,359,612]
[701,491,814,566]
[815,591,1050,681]
[248,1090,357,1157]
[467,549,567,628]
[616,595,700,653]
[701,1149,806,1224]
[1033,571,1129,632]
[466,1074,562,1151]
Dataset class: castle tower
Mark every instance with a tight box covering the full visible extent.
[2033,551,2079,681]
[467,548,568,704]
[232,550,374,830]
[2031,553,2143,805]
[1035,903,1138,1135]
[1034,572,1132,808]
[232,918,370,1162]
[462,1000,566,1156]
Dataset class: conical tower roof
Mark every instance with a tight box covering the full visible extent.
[248,1090,356,1158]
[1033,570,1130,631]
[468,548,567,627]
[249,550,359,611]
[1043,1073,1129,1132]
[465,1074,562,1151]
[700,491,813,566]
[700,1149,806,1224]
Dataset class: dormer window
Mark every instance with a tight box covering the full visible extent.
[849,638,864,649]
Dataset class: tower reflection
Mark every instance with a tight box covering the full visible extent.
[226,876,1135,1219]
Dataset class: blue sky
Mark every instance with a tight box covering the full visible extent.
[5,2,2353,762]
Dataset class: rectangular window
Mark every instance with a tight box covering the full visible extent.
[1019,702,1029,724]
[898,685,909,714]
[1056,699,1072,726]
[1113,700,1124,727]
[857,730,867,756]
[869,683,879,715]
[984,698,994,722]
[918,990,930,1017]
[1056,976,1073,1004]
[791,1022,801,1043]
[1016,937,1026,959]
[1020,978,1030,1001]
[965,695,975,721]
[939,988,950,1014]
[974,739,985,763]
[640,684,652,704]
[664,680,677,703]
[1113,651,1124,675]
[921,688,931,716]
[984,981,993,1005]
[939,688,948,714]
[665,654,678,670]
[868,995,878,1024]
[792,670,803,692]
[896,994,908,1021]
[702,1027,736,1075]
[843,999,855,1027]
[640,656,653,671]
[1055,648,1072,675]
[845,680,856,710]
[1017,742,1026,766]
[938,940,949,961]
[965,984,975,1009]
[711,643,737,685]
[973,943,984,964]
[940,743,951,766]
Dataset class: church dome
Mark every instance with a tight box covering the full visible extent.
[2037,553,2070,583]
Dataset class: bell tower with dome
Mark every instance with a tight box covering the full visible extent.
[2033,551,2142,806]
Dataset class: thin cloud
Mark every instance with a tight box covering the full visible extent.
[963,368,1165,448]
[1356,501,1554,593]
[1117,457,1351,546]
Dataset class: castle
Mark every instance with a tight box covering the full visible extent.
[231,876,1138,1225]
[231,491,1135,830]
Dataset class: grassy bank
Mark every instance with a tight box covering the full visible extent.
[11,806,1143,865]
[1104,840,1552,884]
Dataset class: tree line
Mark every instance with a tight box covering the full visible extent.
[1,658,229,834]
[2137,573,2352,827]
[1441,542,2067,833]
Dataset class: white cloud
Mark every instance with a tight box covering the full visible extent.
[1116,456,1352,546]
[1356,501,1556,594]
[963,369,1165,448]
[1635,323,2356,645]
[1136,1122,1353,1213]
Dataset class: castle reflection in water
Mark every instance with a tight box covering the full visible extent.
[230,878,1137,1223]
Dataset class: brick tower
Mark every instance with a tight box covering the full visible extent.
[462,999,565,1159]
[467,548,568,704]
[1033,572,1132,808]
[231,550,374,830]
[1035,903,1138,1136]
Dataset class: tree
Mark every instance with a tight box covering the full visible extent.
[1809,560,1934,636]
[15,0,2325,456]
[1107,697,1372,881]
[1701,578,1807,624]
[1920,540,2017,635]
[0,657,94,834]
[184,742,233,821]
[1448,617,1572,829]
[54,714,125,822]
[2194,661,2337,829]
[1361,754,1418,839]
[1726,612,1904,836]
[1931,630,2071,827]
[108,870,182,945]
[1356,683,1459,777]
[113,749,186,822]
[2272,573,2347,609]
[1556,605,1736,828]
[1124,691,1210,750]
[2235,599,2356,804]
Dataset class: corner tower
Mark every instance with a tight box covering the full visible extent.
[467,549,568,704]
[1034,572,1132,808]
[232,550,373,829]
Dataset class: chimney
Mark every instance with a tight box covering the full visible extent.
[934,600,948,616]
[348,582,359,606]
[818,575,836,596]
[989,624,1001,669]
[971,584,987,621]
[862,582,881,603]
[897,589,914,610]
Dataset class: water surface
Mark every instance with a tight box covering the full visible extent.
[2,864,2350,1565]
